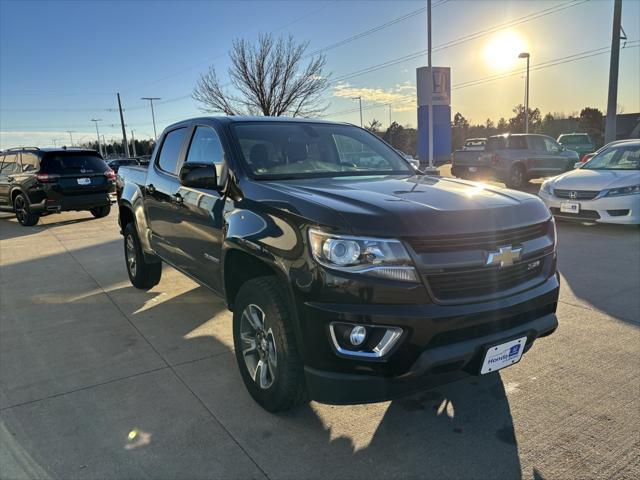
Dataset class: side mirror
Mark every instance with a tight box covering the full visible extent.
[179,162,220,190]
[574,162,583,169]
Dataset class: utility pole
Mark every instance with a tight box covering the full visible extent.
[423,0,438,174]
[131,130,137,157]
[387,104,393,146]
[101,135,108,157]
[141,97,161,141]
[66,130,75,147]
[117,93,130,157]
[91,119,103,157]
[605,0,622,144]
[352,96,363,127]
[52,139,57,147]
[519,52,530,133]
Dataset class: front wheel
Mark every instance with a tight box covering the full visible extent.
[233,276,307,412]
[123,223,162,289]
[90,204,111,218]
[13,193,40,226]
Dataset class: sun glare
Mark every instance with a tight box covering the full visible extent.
[483,31,527,72]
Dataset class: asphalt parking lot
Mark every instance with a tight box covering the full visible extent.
[1,180,639,479]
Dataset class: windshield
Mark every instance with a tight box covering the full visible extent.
[559,134,590,145]
[231,122,413,179]
[582,144,640,170]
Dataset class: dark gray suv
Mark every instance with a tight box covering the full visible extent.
[452,134,580,188]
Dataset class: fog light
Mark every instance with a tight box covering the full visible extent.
[349,326,367,346]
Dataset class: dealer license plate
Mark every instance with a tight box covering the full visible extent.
[480,337,527,374]
[77,177,91,185]
[560,201,580,214]
[468,167,478,172]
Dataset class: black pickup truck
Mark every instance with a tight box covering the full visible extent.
[117,117,559,412]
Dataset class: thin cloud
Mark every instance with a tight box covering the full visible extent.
[333,82,416,109]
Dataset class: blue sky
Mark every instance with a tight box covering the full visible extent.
[1,0,638,148]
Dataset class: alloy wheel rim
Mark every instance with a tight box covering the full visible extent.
[240,304,277,389]
[512,169,522,186]
[15,197,26,223]
[125,234,137,277]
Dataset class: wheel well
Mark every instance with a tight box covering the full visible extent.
[224,249,279,311]
[119,205,135,230]
[10,189,23,205]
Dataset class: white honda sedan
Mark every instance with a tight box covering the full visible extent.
[539,139,639,225]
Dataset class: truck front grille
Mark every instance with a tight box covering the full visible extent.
[425,259,545,301]
[553,189,599,200]
[406,221,549,253]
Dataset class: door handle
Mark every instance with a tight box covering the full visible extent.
[147,184,156,194]
[172,193,183,206]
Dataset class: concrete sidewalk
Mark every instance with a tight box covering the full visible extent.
[1,210,638,479]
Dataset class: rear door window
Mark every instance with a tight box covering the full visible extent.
[508,136,528,150]
[157,127,188,175]
[528,136,546,151]
[486,137,506,150]
[0,154,20,174]
[41,153,108,174]
[21,153,39,172]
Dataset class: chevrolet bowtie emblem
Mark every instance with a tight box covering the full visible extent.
[486,246,522,267]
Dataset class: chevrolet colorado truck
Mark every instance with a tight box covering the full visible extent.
[117,117,559,412]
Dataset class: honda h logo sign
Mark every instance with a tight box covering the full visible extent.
[570,191,578,199]
[486,246,523,268]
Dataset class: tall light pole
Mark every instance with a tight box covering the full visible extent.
[605,0,622,143]
[141,97,161,140]
[519,52,530,133]
[352,96,363,127]
[91,119,103,157]
[66,130,76,147]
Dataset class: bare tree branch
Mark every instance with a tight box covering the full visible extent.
[192,33,330,117]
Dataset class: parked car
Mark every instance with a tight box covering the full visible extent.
[557,133,596,157]
[108,158,140,174]
[462,138,487,151]
[0,147,115,226]
[396,150,420,171]
[539,139,640,224]
[450,138,486,178]
[452,134,579,188]
[117,117,559,412]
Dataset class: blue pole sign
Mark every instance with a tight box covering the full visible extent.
[416,66,452,166]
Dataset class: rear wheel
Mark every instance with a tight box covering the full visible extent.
[233,276,307,412]
[506,164,527,189]
[13,193,40,226]
[90,204,111,218]
[124,222,162,289]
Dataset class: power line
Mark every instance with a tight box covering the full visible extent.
[305,0,449,58]
[321,42,639,119]
[329,0,589,85]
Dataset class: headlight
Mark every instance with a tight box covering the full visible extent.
[605,185,640,197]
[541,181,553,195]
[308,228,418,282]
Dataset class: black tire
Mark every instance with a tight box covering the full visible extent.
[123,222,162,289]
[233,276,307,412]
[13,193,40,226]
[505,164,527,189]
[90,204,111,218]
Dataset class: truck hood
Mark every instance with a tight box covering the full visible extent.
[256,175,551,237]
[548,168,640,191]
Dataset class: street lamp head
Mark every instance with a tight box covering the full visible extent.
[518,52,530,59]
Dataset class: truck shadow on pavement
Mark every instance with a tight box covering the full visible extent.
[0,227,523,480]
